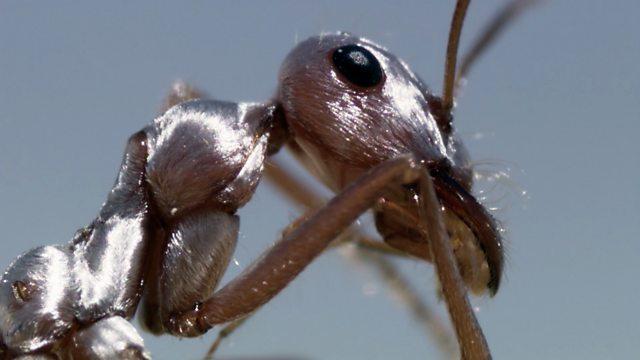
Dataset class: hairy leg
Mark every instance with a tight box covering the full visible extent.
[155,81,485,358]
[167,156,422,336]
[265,158,457,357]
[415,174,489,360]
[201,158,454,359]
[165,155,489,358]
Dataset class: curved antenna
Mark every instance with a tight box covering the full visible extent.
[456,0,540,89]
[442,0,471,112]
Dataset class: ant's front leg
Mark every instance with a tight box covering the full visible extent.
[263,159,456,357]
[166,156,424,334]
[165,157,488,354]
[166,155,490,359]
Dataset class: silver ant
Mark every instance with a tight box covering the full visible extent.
[0,1,537,359]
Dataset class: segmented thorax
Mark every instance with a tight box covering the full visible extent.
[145,100,275,219]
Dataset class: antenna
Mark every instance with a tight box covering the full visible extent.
[442,0,471,112]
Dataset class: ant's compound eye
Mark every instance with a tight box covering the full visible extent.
[11,281,32,303]
[332,44,383,88]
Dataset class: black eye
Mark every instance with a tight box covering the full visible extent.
[332,44,383,88]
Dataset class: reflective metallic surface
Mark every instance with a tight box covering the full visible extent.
[64,317,150,359]
[0,130,151,357]
[278,33,501,294]
[145,100,275,217]
[0,245,75,354]
[157,211,239,327]
[72,131,150,323]
[139,99,277,335]
[279,33,457,188]
[0,98,277,357]
[2,1,636,358]
[0,32,502,357]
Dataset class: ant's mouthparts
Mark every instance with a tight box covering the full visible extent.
[430,168,504,295]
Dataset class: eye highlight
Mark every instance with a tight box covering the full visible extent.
[332,44,383,88]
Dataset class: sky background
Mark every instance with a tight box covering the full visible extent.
[0,1,638,359]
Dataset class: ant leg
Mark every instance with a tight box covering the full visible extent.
[264,158,457,357]
[166,155,422,336]
[264,159,407,257]
[415,171,490,360]
[199,160,426,360]
[167,155,489,357]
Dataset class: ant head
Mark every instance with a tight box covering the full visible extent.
[277,32,472,190]
[276,28,505,295]
[0,246,75,355]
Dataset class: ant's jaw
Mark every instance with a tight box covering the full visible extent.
[441,207,493,296]
[374,164,502,296]
[430,169,503,295]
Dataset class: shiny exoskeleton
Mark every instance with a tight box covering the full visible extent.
[1,1,535,358]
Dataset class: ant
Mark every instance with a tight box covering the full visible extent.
[0,1,537,359]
